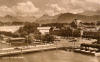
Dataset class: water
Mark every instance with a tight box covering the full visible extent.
[0,40,99,62]
[0,50,99,62]
[0,42,99,62]
[0,25,23,33]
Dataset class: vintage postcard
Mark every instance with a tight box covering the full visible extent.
[0,0,99,62]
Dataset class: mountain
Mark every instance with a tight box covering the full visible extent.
[1,13,100,24]
[0,15,21,22]
[35,19,57,24]
[57,13,100,23]
[35,14,60,24]
[35,13,100,24]
[37,14,60,20]
[16,16,37,22]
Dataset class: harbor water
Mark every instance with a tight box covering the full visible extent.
[0,43,100,62]
[0,50,100,62]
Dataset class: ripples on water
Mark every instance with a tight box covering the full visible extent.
[0,50,100,62]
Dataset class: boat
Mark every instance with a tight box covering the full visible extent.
[74,43,100,56]
[74,49,100,56]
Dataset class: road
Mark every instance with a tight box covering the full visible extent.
[54,37,97,48]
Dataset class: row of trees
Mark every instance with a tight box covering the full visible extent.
[18,22,55,43]
[34,34,55,43]
[0,21,39,26]
[41,23,69,29]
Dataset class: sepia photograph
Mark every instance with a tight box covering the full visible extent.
[0,0,100,62]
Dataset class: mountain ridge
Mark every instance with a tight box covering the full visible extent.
[0,13,100,24]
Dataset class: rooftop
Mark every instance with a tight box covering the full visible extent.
[37,27,51,30]
[9,38,25,40]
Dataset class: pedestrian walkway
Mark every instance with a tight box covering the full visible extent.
[0,43,63,57]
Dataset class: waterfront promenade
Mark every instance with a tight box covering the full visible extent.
[0,37,96,56]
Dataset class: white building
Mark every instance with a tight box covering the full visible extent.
[37,27,51,35]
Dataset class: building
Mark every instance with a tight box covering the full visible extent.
[49,27,62,36]
[37,27,51,35]
[7,38,25,43]
[70,19,83,28]
[82,27,98,38]
[65,27,82,37]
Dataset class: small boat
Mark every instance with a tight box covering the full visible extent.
[74,49,100,56]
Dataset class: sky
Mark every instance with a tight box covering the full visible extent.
[0,0,100,17]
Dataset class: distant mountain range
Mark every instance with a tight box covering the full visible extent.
[16,16,37,22]
[57,13,100,23]
[37,14,60,20]
[0,15,21,22]
[35,13,100,24]
[0,13,100,24]
[34,14,60,24]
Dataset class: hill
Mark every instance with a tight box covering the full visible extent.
[57,13,100,23]
[37,14,60,20]
[0,15,21,22]
[16,16,37,22]
[35,14,60,24]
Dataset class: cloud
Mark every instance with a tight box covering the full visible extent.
[45,10,55,16]
[0,0,100,17]
[86,0,100,4]
[46,4,66,16]
[0,1,39,17]
[45,3,85,16]
[49,4,66,12]
[69,9,83,14]
[12,1,39,16]
[62,0,100,12]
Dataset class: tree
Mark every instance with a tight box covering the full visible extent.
[34,34,41,40]
[18,22,40,44]
[42,34,55,43]
[18,22,39,37]
[12,21,24,25]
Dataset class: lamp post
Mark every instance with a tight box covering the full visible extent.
[21,42,23,55]
[80,30,83,42]
[26,35,28,46]
[72,30,75,48]
[56,37,57,50]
